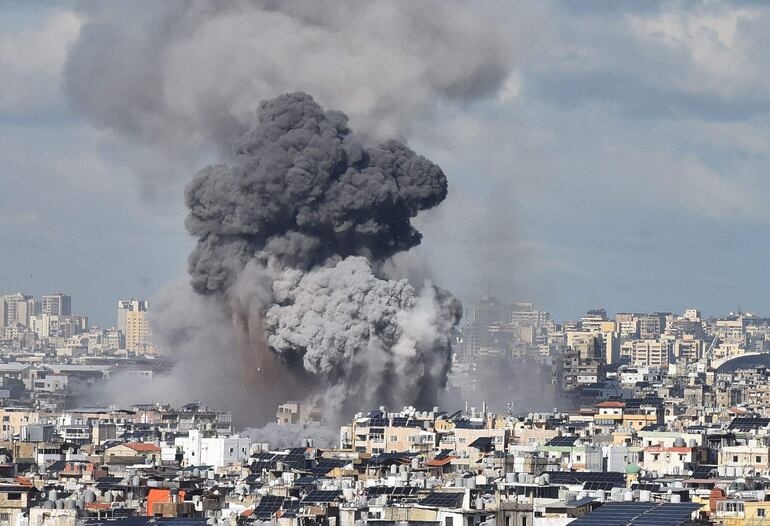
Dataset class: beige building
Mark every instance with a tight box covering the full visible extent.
[672,335,702,364]
[125,309,153,355]
[342,420,436,455]
[629,339,670,367]
[0,409,40,441]
[720,444,770,473]
[276,401,321,425]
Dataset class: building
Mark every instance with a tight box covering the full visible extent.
[125,311,152,354]
[276,401,321,425]
[629,339,670,367]
[41,294,71,317]
[672,335,702,364]
[119,300,152,354]
[2,294,37,328]
[117,299,149,334]
[175,430,250,469]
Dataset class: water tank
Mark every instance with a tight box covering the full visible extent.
[506,473,516,483]
[541,473,549,485]
[640,490,651,502]
[726,466,736,477]
[624,490,634,502]
[467,478,476,490]
[518,473,527,483]
[390,464,397,475]
[595,490,605,502]
[400,471,408,482]
[56,500,64,510]
[65,500,76,510]
[105,492,113,504]
[48,490,58,501]
[76,498,84,509]
[84,491,95,504]
[43,501,55,510]
[412,458,420,470]
[673,438,686,447]
[192,468,200,478]
[133,475,140,486]
[671,493,682,503]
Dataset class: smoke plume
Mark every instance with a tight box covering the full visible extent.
[62,1,517,428]
[64,0,514,190]
[243,422,338,450]
[182,92,460,423]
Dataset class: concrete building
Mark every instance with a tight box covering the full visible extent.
[175,430,250,469]
[629,339,670,367]
[2,294,37,328]
[125,310,152,354]
[41,294,71,317]
[117,299,149,334]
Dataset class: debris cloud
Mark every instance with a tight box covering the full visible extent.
[175,93,460,424]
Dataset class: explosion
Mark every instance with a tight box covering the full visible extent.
[184,92,461,420]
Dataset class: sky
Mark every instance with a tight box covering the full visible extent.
[3,1,770,327]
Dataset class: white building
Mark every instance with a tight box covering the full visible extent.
[175,430,251,469]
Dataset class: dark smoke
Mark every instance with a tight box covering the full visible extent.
[185,92,448,293]
[185,92,461,422]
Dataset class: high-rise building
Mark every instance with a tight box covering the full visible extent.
[41,293,71,316]
[474,296,511,327]
[510,302,550,326]
[2,293,38,328]
[119,299,152,354]
[125,310,152,354]
[629,339,671,367]
[581,308,607,333]
[117,299,149,334]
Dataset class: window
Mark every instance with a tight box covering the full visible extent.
[733,456,739,463]
[6,493,20,501]
[757,456,762,464]
[446,518,454,526]
[759,509,766,518]
[522,517,527,526]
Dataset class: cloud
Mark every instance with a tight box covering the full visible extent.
[0,9,80,120]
